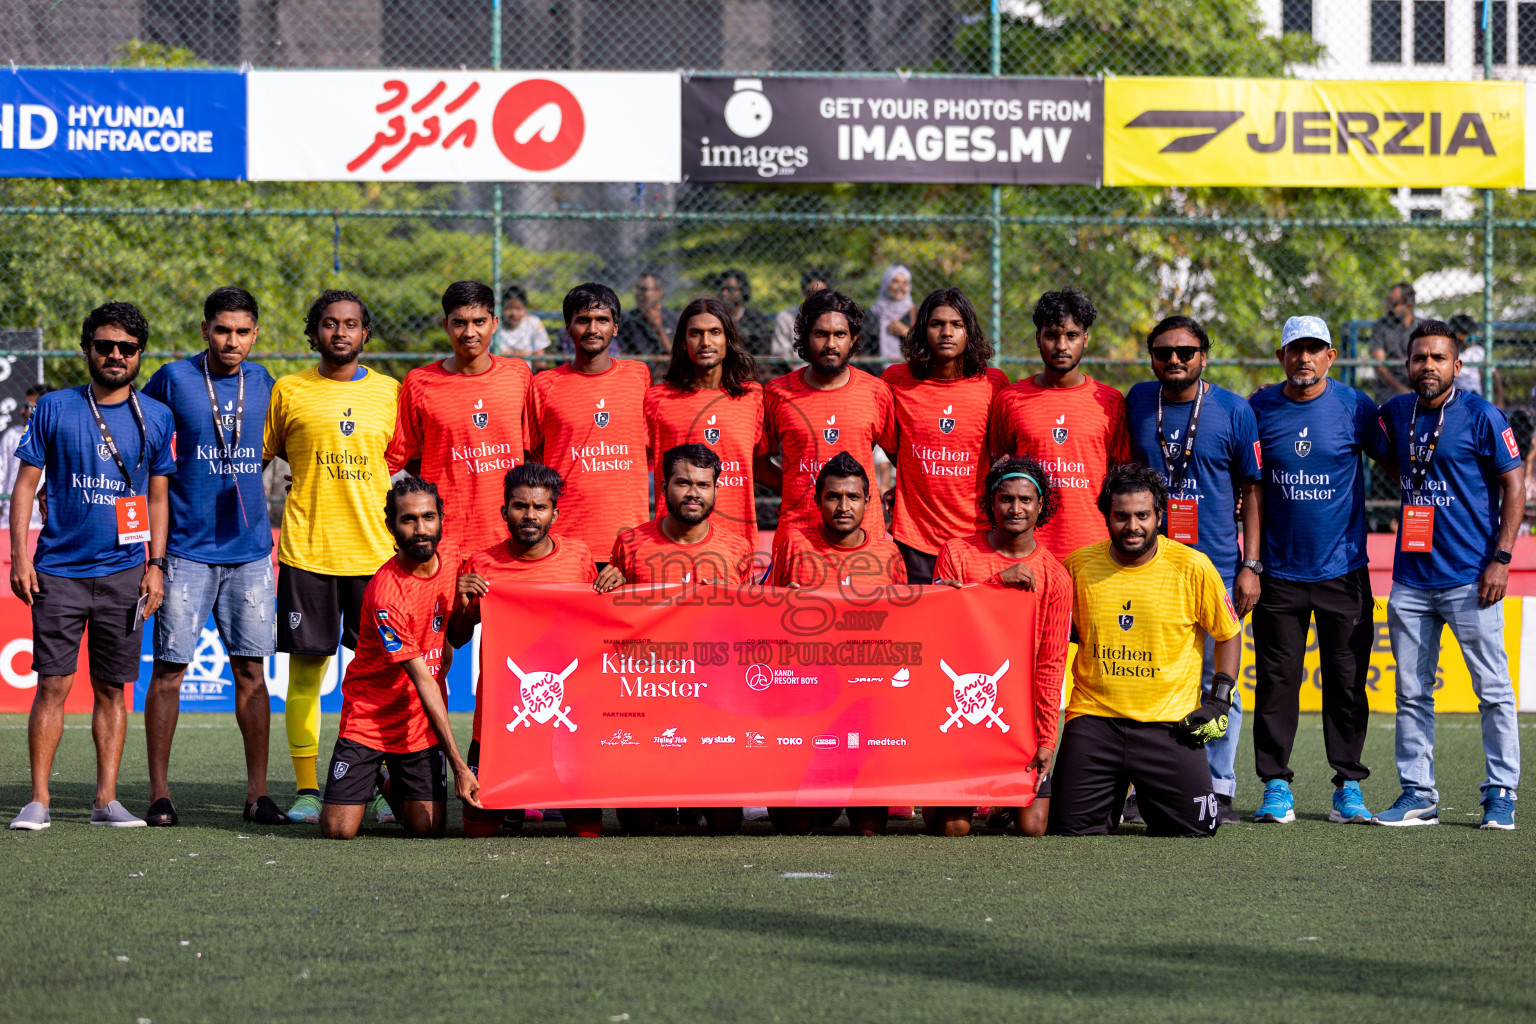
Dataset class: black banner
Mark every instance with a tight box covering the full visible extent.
[681,75,1102,184]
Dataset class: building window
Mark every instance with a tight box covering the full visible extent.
[1520,2,1536,63]
[1474,1,1510,64]
[1281,0,1313,35]
[1372,1,1404,62]
[1415,2,1446,63]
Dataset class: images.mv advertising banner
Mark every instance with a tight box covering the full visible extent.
[1104,77,1524,188]
[681,75,1101,184]
[477,582,1041,808]
[247,70,680,182]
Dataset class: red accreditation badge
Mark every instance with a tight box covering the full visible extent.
[1400,506,1435,553]
[116,494,150,545]
[1167,498,1199,544]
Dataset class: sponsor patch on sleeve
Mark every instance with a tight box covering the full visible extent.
[377,623,403,653]
[1222,591,1238,623]
[1502,427,1520,460]
[1252,440,1262,469]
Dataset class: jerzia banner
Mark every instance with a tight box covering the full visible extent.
[681,75,1102,184]
[477,582,1044,808]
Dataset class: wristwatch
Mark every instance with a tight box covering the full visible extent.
[147,557,169,571]
[1493,549,1514,565]
[1240,559,1264,575]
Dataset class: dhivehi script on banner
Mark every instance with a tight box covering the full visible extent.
[477,581,1042,808]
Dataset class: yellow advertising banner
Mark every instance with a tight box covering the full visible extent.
[1104,78,1524,188]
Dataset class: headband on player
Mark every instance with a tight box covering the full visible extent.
[995,471,1044,496]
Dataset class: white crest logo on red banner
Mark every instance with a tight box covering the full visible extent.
[506,657,579,732]
[938,658,1011,733]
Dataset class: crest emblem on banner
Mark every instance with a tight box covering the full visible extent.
[938,658,1011,733]
[506,657,580,732]
[339,407,355,436]
[1118,600,1133,631]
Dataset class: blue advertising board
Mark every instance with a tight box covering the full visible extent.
[0,69,245,179]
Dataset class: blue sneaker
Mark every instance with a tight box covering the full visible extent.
[1328,781,1372,823]
[1254,779,1295,823]
[286,793,321,824]
[1373,791,1438,826]
[1480,788,1516,831]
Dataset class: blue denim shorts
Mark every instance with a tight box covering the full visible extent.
[154,555,277,662]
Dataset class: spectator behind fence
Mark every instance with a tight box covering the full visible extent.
[494,286,549,362]
[1375,321,1523,830]
[1370,281,1422,401]
[0,384,49,530]
[870,264,914,363]
[1448,313,1501,404]
[772,267,831,363]
[714,268,773,357]
[617,271,679,358]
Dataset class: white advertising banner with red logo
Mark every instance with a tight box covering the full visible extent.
[246,71,680,182]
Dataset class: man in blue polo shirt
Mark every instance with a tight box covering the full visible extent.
[1249,316,1384,826]
[8,302,177,831]
[140,286,283,828]
[1376,321,1523,830]
[1126,314,1262,824]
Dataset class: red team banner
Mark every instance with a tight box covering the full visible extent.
[478,582,1039,808]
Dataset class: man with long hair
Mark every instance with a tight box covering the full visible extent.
[883,287,1009,584]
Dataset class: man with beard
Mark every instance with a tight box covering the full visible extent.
[450,462,604,837]
[523,283,651,569]
[772,453,906,590]
[388,280,532,557]
[1248,317,1384,826]
[599,443,752,836]
[933,455,1072,838]
[9,302,176,831]
[1375,322,1523,830]
[760,290,896,556]
[645,297,766,551]
[989,287,1130,561]
[318,478,479,839]
[263,290,399,824]
[1049,464,1242,837]
[1124,315,1262,824]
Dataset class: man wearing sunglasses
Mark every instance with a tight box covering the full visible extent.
[9,302,177,831]
[1123,315,1262,826]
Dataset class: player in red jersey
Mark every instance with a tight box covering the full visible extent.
[645,296,766,551]
[882,287,1009,584]
[449,462,605,837]
[934,455,1072,837]
[318,478,479,839]
[598,443,754,836]
[767,453,904,837]
[988,287,1129,560]
[523,283,652,566]
[388,280,531,555]
[760,289,896,557]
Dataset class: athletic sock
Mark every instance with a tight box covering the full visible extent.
[292,757,319,794]
[285,654,330,793]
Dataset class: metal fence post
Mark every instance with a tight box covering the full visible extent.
[1483,0,1496,401]
[491,0,504,303]
[989,0,1003,364]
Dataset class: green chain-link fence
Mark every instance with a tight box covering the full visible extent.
[3,0,1535,517]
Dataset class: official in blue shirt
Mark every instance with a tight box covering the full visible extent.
[8,302,177,833]
[1124,315,1261,825]
[140,287,284,828]
[1375,322,1523,830]
[1248,316,1382,827]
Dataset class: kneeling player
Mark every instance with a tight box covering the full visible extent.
[319,479,479,839]
[1048,464,1241,837]
[933,455,1070,837]
[450,462,604,837]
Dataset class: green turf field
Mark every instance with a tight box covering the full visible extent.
[2,711,1532,1023]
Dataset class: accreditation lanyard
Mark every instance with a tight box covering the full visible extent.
[1400,388,1455,554]
[201,353,251,527]
[85,385,150,546]
[1157,381,1207,545]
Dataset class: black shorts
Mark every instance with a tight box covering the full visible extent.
[31,566,146,682]
[1036,774,1053,801]
[277,564,371,655]
[323,736,446,805]
[895,540,938,586]
[1048,715,1220,838]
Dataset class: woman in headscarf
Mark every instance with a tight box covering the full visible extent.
[870,264,913,363]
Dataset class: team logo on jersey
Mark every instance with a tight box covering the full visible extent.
[288,612,302,630]
[1052,413,1067,445]
[431,598,444,633]
[97,442,112,461]
[220,399,236,433]
[939,403,956,434]
[333,761,350,780]
[472,397,488,429]
[506,657,580,733]
[339,407,355,437]
[823,413,839,445]
[377,622,403,653]
[703,413,720,445]
[594,397,609,428]
[1295,426,1311,457]
[1118,599,1133,631]
[938,658,1011,733]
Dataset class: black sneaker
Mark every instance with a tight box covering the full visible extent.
[243,795,288,825]
[1216,794,1241,826]
[145,797,179,827]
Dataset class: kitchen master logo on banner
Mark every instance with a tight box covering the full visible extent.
[682,75,1101,184]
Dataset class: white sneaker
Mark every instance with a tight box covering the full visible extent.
[89,800,146,827]
[9,801,50,830]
